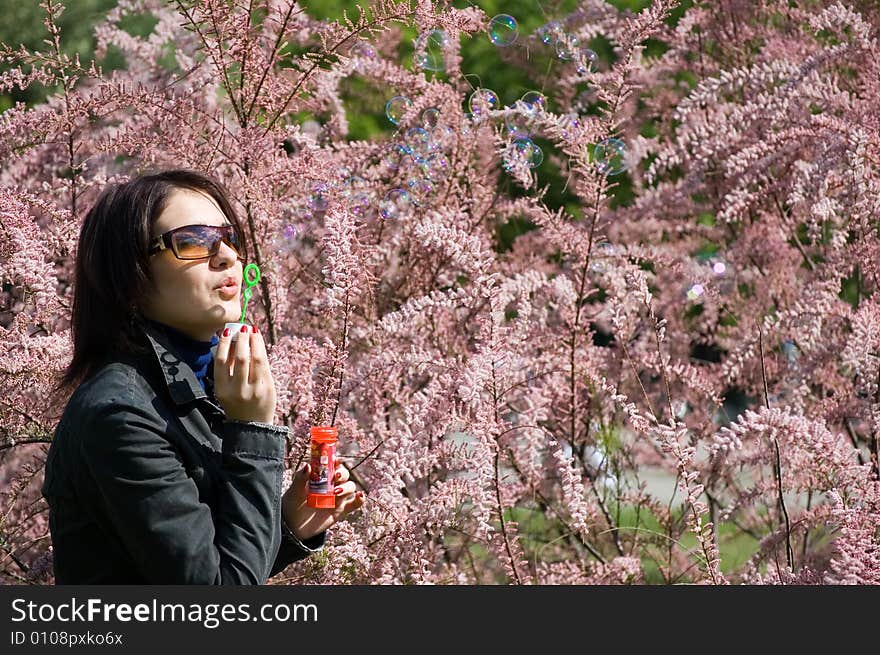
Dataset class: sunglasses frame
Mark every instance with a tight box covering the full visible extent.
[148,223,243,261]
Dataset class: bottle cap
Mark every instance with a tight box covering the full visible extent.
[307,494,336,509]
[310,425,338,442]
[224,322,250,341]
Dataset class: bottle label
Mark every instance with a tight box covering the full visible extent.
[308,440,336,495]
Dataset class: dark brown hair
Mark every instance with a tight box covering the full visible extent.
[50,168,249,404]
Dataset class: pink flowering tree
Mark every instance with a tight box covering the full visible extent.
[1,0,878,584]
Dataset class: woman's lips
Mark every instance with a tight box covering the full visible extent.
[217,284,238,299]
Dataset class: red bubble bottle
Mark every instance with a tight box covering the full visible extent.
[307,426,338,509]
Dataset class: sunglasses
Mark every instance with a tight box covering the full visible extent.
[148,224,243,261]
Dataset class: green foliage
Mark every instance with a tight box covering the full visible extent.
[0,0,148,111]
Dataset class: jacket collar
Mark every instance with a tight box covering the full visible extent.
[133,317,217,407]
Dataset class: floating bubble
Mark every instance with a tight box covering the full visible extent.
[469,88,499,117]
[385,95,412,125]
[407,177,435,205]
[520,91,547,114]
[513,138,543,168]
[673,400,689,419]
[686,283,705,302]
[593,137,628,176]
[343,176,372,216]
[577,48,598,75]
[396,150,420,173]
[350,40,376,59]
[383,142,409,170]
[414,29,449,72]
[426,135,443,155]
[431,123,455,144]
[488,14,518,47]
[420,107,441,129]
[538,20,563,46]
[308,182,330,212]
[781,339,800,366]
[561,112,582,140]
[710,258,728,276]
[555,33,579,60]
[424,153,450,182]
[272,223,300,255]
[379,188,412,220]
[505,111,532,138]
[300,120,321,137]
[590,242,615,273]
[405,126,432,163]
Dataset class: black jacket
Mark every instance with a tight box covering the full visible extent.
[41,317,325,584]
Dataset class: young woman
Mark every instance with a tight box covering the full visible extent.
[42,169,364,584]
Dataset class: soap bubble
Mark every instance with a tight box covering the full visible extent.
[301,120,321,137]
[590,242,616,273]
[272,223,300,255]
[308,182,330,212]
[397,152,421,178]
[505,111,532,138]
[424,153,450,182]
[781,340,800,366]
[469,88,499,117]
[414,29,449,72]
[383,142,409,170]
[343,176,372,216]
[420,107,441,129]
[350,40,375,59]
[577,48,598,74]
[350,41,375,59]
[707,255,735,294]
[513,138,543,168]
[686,283,706,302]
[538,20,563,45]
[488,14,518,46]
[520,91,547,114]
[593,137,628,176]
[710,258,728,276]
[431,123,455,144]
[555,33,579,60]
[561,112,582,140]
[405,126,432,163]
[379,188,412,220]
[385,95,412,125]
[407,177,435,205]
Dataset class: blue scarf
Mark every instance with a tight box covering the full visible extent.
[144,318,219,392]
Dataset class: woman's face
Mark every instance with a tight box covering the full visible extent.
[141,188,243,341]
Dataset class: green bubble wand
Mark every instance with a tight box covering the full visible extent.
[239,263,261,323]
[225,263,261,340]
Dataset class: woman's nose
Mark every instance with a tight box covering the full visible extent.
[213,239,241,266]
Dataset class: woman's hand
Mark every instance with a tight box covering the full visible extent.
[214,324,277,424]
[282,460,365,541]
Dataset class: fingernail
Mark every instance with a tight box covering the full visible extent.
[334,487,343,495]
[240,325,248,333]
[254,326,259,333]
[357,491,364,499]
[223,328,230,337]
[334,472,341,481]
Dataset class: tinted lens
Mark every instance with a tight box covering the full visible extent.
[173,225,239,259]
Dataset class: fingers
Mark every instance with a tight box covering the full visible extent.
[333,463,349,484]
[232,326,251,387]
[337,489,365,516]
[294,463,310,484]
[249,328,269,385]
[215,325,233,370]
[334,481,356,497]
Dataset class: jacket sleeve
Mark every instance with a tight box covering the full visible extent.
[79,400,290,584]
[268,519,327,578]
